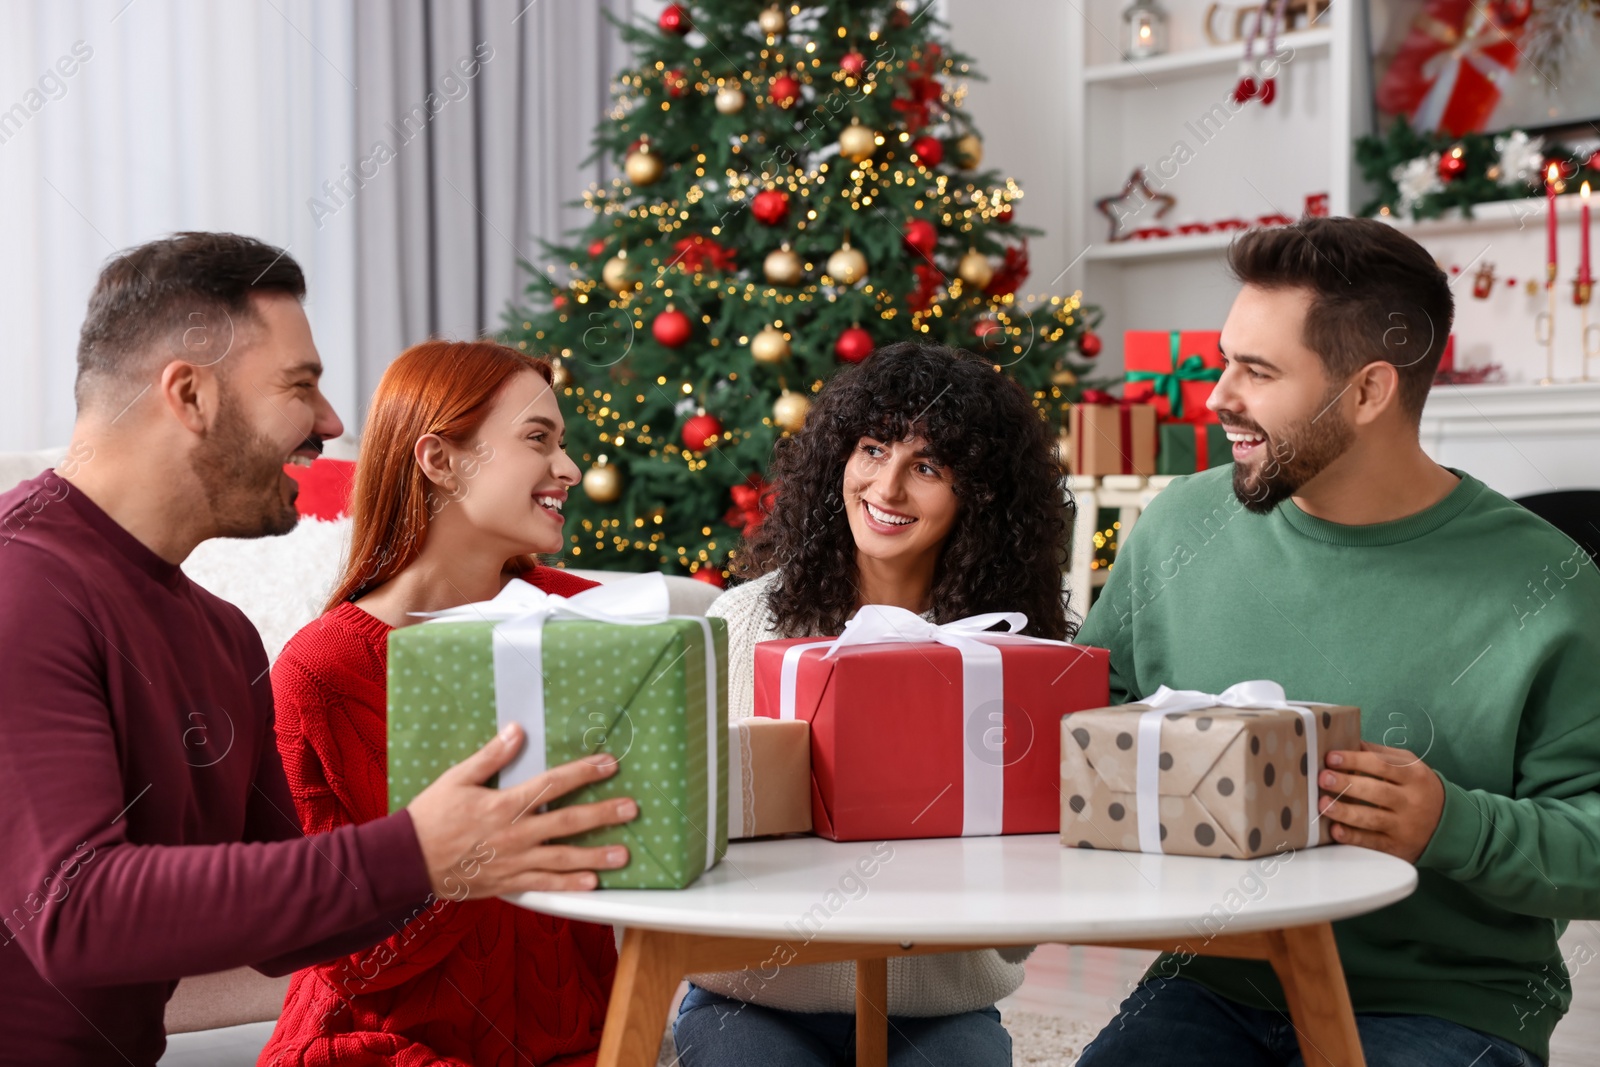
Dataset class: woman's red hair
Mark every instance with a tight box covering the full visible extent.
[324,340,554,612]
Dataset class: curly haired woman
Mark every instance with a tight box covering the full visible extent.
[673,342,1077,1067]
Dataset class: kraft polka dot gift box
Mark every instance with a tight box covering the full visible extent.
[385,575,728,889]
[1060,682,1360,860]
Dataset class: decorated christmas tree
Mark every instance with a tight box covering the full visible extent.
[502,0,1103,581]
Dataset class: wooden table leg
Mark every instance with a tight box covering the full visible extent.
[1266,923,1366,1067]
[598,927,686,1067]
[855,957,889,1067]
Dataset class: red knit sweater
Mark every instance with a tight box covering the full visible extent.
[259,567,617,1067]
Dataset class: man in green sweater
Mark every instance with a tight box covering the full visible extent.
[1074,217,1599,1067]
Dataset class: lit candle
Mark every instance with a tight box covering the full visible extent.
[1548,163,1561,286]
[1582,181,1593,285]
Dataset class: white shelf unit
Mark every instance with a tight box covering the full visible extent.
[1062,2,1374,375]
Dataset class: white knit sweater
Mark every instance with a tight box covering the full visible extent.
[693,570,1033,1016]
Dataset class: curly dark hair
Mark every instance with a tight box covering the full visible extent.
[737,342,1075,640]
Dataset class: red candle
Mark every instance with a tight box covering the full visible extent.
[1548,163,1560,285]
[1582,181,1593,284]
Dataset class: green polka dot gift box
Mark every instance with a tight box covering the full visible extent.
[1061,681,1360,860]
[386,575,728,889]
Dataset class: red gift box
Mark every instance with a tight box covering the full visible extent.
[753,607,1110,842]
[1124,330,1224,423]
[1375,0,1530,137]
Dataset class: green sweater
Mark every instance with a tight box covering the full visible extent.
[1075,466,1600,1062]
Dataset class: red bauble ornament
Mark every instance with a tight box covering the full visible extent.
[911,135,944,167]
[659,3,691,35]
[1588,148,1600,172]
[692,567,726,589]
[552,293,567,310]
[996,205,1014,224]
[751,188,790,225]
[835,325,874,363]
[682,413,723,452]
[840,50,867,76]
[888,6,912,28]
[1078,330,1103,358]
[587,238,608,258]
[770,73,802,108]
[1438,151,1467,182]
[664,68,688,97]
[652,306,692,348]
[902,218,937,257]
[974,318,1002,346]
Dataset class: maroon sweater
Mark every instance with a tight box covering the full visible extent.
[0,471,433,1066]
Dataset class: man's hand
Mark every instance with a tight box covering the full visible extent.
[407,723,638,899]
[1316,740,1445,863]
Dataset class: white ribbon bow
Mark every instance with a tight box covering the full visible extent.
[780,603,1062,837]
[1131,680,1327,854]
[416,572,721,871]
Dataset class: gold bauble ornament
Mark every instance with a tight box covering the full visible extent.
[624,144,663,186]
[1051,367,1078,388]
[773,390,811,431]
[763,244,803,286]
[582,462,622,503]
[714,84,746,114]
[838,122,878,163]
[953,133,983,169]
[750,325,791,364]
[601,252,638,292]
[757,4,788,35]
[957,248,994,289]
[550,358,573,390]
[826,240,867,285]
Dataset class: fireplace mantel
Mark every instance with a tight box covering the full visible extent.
[1420,381,1600,499]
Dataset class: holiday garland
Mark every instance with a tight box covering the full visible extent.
[1356,116,1600,221]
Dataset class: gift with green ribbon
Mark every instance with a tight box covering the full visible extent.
[1157,421,1233,474]
[386,573,728,889]
[1124,330,1224,423]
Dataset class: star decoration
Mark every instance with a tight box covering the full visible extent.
[1095,168,1176,242]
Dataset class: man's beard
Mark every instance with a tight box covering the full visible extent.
[191,384,301,539]
[1230,388,1354,515]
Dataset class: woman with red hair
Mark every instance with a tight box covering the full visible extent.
[259,341,622,1066]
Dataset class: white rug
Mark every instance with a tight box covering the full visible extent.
[654,1009,1099,1066]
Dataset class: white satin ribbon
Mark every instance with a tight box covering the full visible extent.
[1132,681,1326,854]
[1412,10,1515,134]
[416,572,719,868]
[779,604,1069,837]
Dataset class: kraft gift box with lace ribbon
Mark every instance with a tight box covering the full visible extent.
[1061,682,1360,859]
[728,718,812,839]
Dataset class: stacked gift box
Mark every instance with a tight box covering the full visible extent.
[1125,329,1232,476]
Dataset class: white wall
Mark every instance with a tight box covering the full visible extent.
[0,0,359,451]
[944,0,1076,305]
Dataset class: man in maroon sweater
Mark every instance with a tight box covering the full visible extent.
[0,233,637,1064]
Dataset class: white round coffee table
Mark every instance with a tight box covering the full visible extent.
[509,834,1416,1067]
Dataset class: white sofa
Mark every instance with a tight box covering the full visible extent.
[1,448,718,1064]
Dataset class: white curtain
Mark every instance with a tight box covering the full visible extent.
[0,0,358,451]
[0,0,651,450]
[350,0,647,423]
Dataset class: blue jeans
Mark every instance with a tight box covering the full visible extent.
[1076,977,1542,1067]
[672,983,1012,1067]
